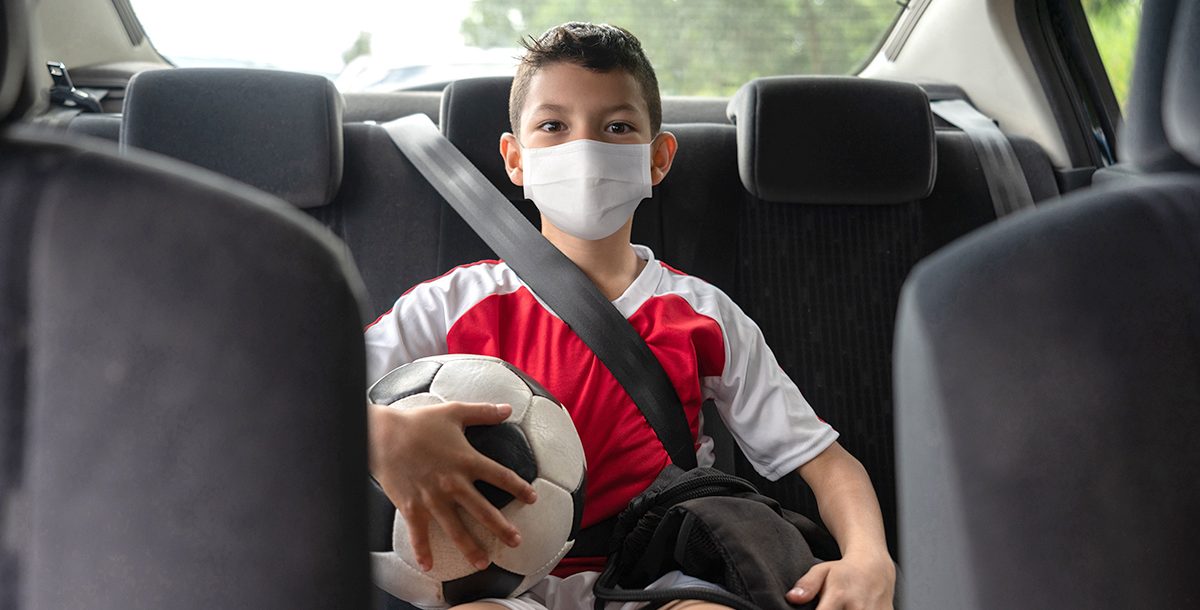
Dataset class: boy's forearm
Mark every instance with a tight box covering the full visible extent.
[796,442,890,559]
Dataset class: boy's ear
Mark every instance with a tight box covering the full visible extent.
[650,131,678,186]
[499,132,524,186]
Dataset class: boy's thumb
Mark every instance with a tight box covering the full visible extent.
[787,563,829,605]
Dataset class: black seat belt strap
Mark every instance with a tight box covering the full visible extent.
[381,113,698,471]
[931,99,1036,217]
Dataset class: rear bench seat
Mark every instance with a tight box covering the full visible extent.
[117,69,1059,560]
[120,68,444,314]
[724,76,1059,555]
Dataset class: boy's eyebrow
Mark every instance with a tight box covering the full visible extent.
[528,102,643,116]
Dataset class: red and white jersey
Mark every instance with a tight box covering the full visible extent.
[365,245,837,573]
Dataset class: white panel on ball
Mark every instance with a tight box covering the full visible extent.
[492,478,575,576]
[371,551,446,608]
[521,397,586,490]
[390,508,501,582]
[428,357,533,423]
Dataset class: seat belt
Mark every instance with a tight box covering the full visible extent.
[381,113,698,471]
[930,99,1036,217]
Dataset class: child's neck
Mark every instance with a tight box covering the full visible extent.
[541,221,646,301]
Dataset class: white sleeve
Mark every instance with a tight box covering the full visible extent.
[363,281,453,386]
[701,293,839,481]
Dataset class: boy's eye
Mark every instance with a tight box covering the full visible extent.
[606,122,633,134]
[538,120,564,133]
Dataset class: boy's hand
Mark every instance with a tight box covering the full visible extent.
[785,551,895,609]
[367,401,538,572]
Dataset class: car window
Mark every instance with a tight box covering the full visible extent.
[128,0,901,95]
[1081,0,1142,110]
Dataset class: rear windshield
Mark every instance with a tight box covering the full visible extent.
[129,0,901,96]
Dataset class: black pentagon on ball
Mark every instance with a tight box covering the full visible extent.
[569,470,586,541]
[464,423,537,509]
[368,360,442,405]
[443,563,525,605]
[496,360,559,402]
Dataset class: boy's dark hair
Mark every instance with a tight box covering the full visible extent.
[509,22,662,135]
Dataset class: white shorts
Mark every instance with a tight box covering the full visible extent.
[482,571,727,610]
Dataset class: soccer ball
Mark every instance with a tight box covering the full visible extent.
[368,354,587,607]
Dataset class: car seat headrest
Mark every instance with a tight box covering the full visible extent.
[1122,0,1194,173]
[1164,0,1200,167]
[726,76,936,205]
[122,68,344,208]
[1,0,41,124]
[440,76,523,201]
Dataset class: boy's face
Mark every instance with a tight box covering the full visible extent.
[500,62,676,188]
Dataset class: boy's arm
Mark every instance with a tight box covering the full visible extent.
[367,400,538,572]
[789,442,895,609]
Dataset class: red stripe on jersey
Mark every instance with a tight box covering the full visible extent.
[363,307,393,331]
[446,287,725,576]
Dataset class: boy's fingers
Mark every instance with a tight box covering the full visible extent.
[458,485,523,548]
[787,563,829,605]
[452,402,514,426]
[474,455,538,504]
[429,499,491,571]
[401,506,433,572]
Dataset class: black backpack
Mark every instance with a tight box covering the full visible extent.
[592,465,840,610]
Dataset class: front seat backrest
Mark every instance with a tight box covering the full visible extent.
[895,0,1200,607]
[1,1,371,606]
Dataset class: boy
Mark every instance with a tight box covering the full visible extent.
[365,22,894,610]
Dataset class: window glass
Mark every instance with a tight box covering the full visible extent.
[129,0,901,95]
[1081,0,1142,110]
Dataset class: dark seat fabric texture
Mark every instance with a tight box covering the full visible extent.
[113,67,436,316]
[121,68,345,209]
[725,76,1058,558]
[1,126,373,610]
[895,0,1200,607]
[307,122,443,315]
[64,113,121,142]
[1,2,373,604]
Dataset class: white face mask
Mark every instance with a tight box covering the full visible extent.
[521,139,652,241]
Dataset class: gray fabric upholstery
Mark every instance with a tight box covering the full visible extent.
[0,0,39,124]
[731,110,1057,559]
[436,76,542,272]
[2,125,371,608]
[1165,0,1200,164]
[307,122,443,315]
[896,0,1200,605]
[0,132,38,610]
[655,123,741,294]
[122,68,345,208]
[440,77,523,201]
[726,76,936,205]
[66,114,121,142]
[1120,0,1191,172]
[895,176,1200,608]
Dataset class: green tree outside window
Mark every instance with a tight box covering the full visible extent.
[461,0,900,97]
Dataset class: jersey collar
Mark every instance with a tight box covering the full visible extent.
[610,244,662,318]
